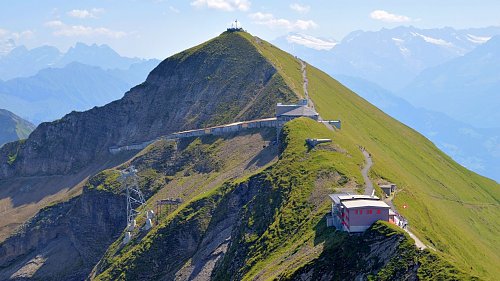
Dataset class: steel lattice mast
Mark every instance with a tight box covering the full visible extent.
[119,166,146,229]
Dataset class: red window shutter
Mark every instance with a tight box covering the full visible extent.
[377,209,381,214]
[359,210,363,215]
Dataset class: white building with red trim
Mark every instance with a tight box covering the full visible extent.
[328,194,393,232]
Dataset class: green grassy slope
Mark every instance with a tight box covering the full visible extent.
[94,118,474,280]
[239,32,500,280]
[92,119,370,280]
[91,31,498,280]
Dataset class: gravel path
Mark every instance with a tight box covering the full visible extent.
[361,149,374,196]
[299,60,318,114]
[405,229,427,250]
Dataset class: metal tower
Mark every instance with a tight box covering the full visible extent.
[119,166,146,229]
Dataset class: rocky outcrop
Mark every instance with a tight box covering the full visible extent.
[284,223,419,281]
[92,174,269,281]
[0,31,296,179]
[0,188,126,281]
[0,128,277,281]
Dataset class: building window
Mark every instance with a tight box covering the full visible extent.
[377,210,381,214]
[354,210,358,215]
[359,210,363,215]
[368,210,373,214]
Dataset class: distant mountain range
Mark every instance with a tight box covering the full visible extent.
[275,26,500,91]
[399,35,500,128]
[0,42,160,123]
[0,63,131,123]
[0,109,35,146]
[0,42,151,81]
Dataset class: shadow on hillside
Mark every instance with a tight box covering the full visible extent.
[0,151,136,208]
[244,129,278,169]
[285,213,368,280]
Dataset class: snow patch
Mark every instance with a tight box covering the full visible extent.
[411,32,454,47]
[392,37,410,56]
[286,34,337,50]
[466,34,491,44]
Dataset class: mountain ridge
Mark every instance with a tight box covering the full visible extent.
[0,42,152,81]
[0,30,498,280]
[0,109,35,147]
[0,31,296,179]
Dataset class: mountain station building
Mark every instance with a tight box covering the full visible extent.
[327,194,392,232]
[276,99,319,122]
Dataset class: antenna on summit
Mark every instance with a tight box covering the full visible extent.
[227,19,243,32]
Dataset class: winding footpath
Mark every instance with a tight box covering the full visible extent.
[361,149,374,196]
[360,147,427,250]
[302,57,427,250]
[299,60,317,113]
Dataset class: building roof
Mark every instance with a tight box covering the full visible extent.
[338,194,380,201]
[328,194,381,204]
[278,105,318,117]
[342,199,391,209]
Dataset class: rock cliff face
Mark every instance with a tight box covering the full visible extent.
[0,31,296,179]
[0,188,125,281]
[0,128,277,281]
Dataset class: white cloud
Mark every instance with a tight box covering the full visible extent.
[67,8,104,19]
[45,20,64,28]
[286,34,336,50]
[249,12,317,31]
[0,28,8,38]
[289,3,310,13]
[370,10,411,23]
[249,12,273,21]
[45,20,126,38]
[11,30,35,40]
[191,0,250,11]
[0,28,35,40]
[169,6,180,13]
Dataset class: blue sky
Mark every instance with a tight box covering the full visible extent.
[1,0,499,58]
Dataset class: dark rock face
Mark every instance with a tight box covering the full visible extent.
[0,32,296,179]
[93,177,265,281]
[0,188,126,281]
